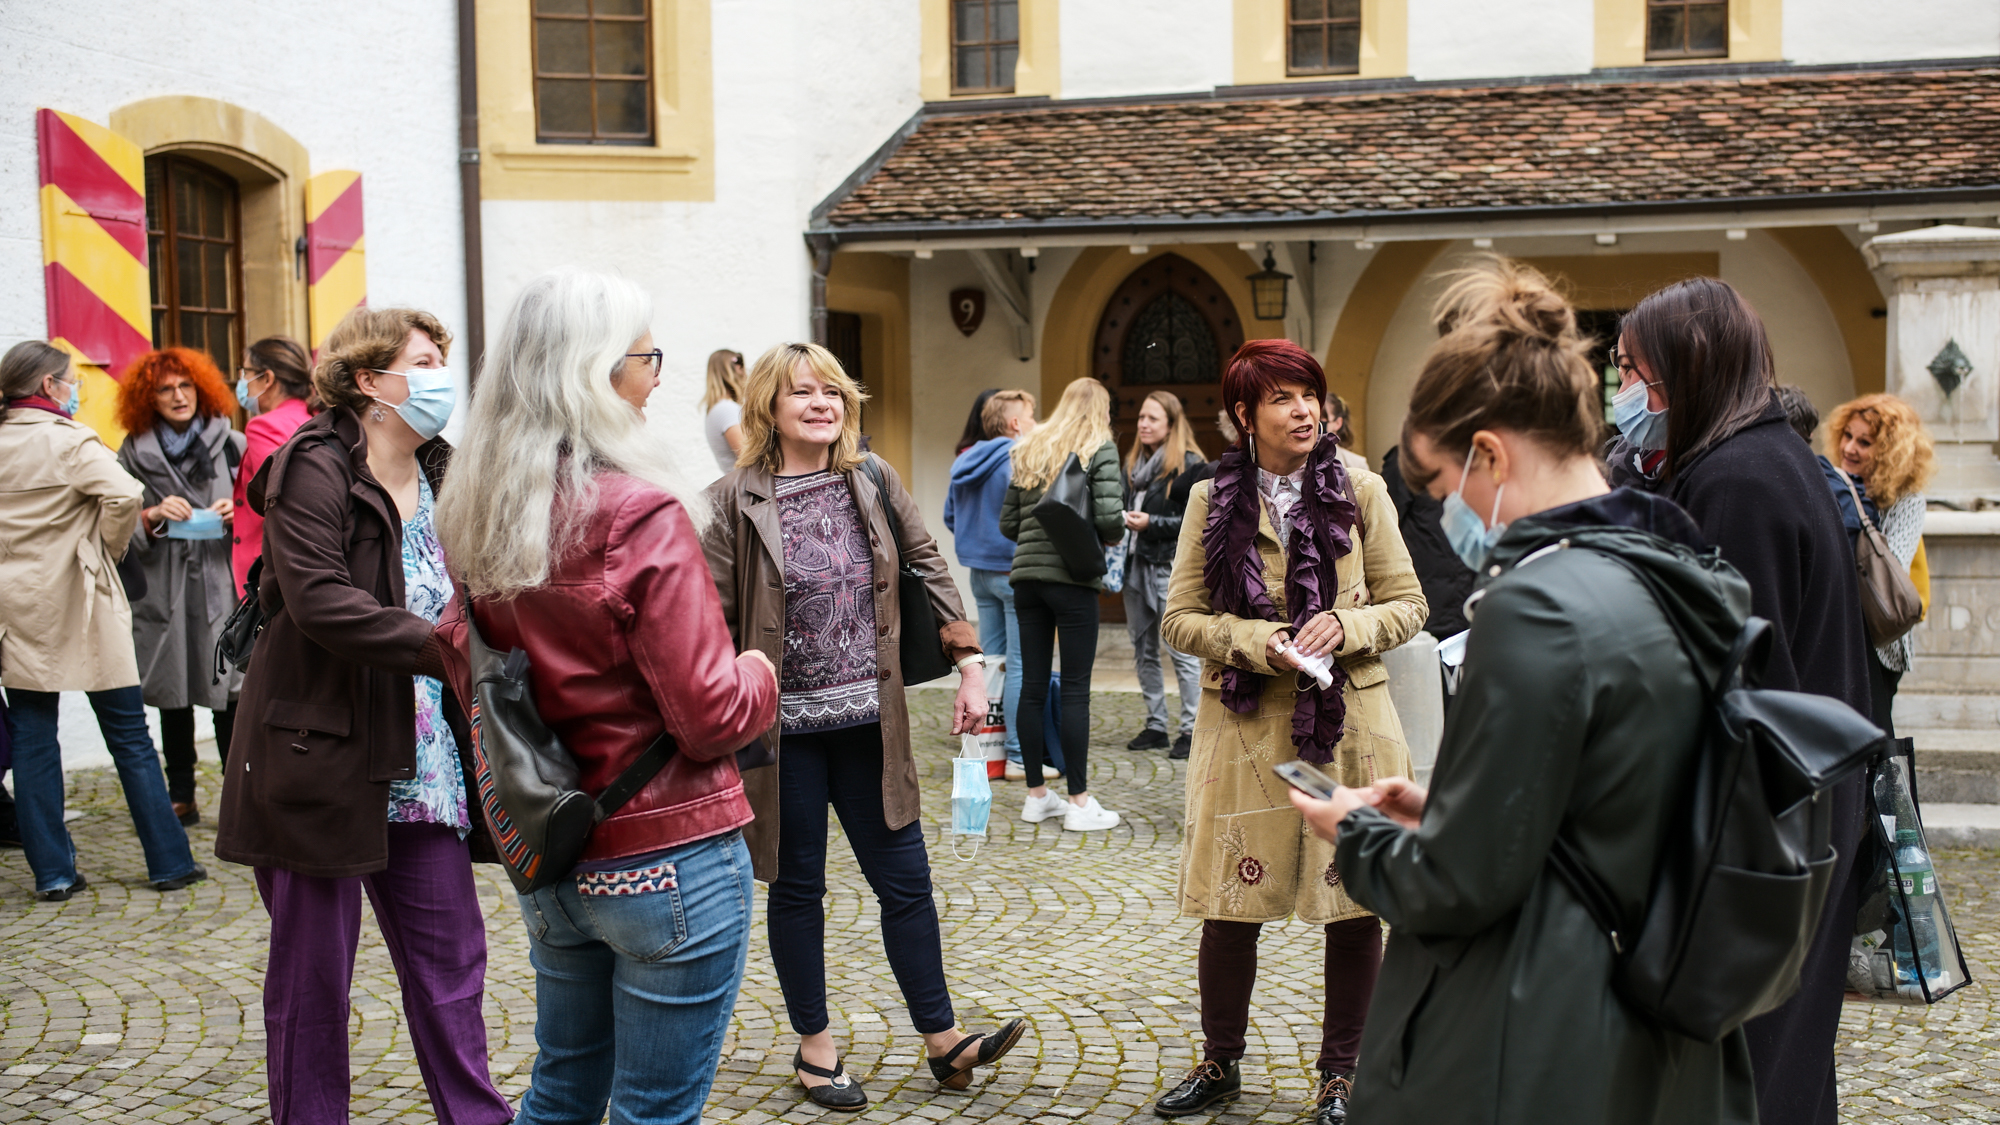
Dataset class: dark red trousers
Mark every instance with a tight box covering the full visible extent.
[1198,916,1383,1073]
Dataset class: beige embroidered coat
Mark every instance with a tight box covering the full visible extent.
[1160,468,1426,924]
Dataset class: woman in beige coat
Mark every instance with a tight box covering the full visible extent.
[0,341,202,901]
[1157,340,1425,1125]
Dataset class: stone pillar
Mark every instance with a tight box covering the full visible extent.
[1863,225,2000,507]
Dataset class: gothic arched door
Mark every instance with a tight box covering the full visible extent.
[1089,253,1246,623]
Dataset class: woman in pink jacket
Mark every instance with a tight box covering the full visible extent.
[231,336,314,597]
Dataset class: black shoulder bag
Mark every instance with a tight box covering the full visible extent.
[464,602,678,894]
[1031,452,1110,580]
[859,456,954,685]
[1549,559,1885,1043]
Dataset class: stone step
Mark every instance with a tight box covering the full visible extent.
[1895,692,2000,730]
[1913,740,2000,804]
[1920,804,2000,850]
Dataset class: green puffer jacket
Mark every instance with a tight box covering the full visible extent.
[1336,487,1759,1125]
[999,440,1125,588]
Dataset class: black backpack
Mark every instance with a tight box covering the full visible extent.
[1550,562,1886,1043]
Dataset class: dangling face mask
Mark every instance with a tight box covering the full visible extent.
[369,367,456,441]
[1612,378,1668,451]
[1440,450,1507,572]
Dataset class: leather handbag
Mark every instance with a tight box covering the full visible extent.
[463,603,678,894]
[1834,469,1923,646]
[212,555,270,684]
[861,456,955,685]
[1031,452,1109,581]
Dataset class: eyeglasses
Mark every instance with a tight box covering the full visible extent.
[626,349,663,375]
[154,382,197,400]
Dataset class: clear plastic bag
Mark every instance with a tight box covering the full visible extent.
[1846,738,1973,1004]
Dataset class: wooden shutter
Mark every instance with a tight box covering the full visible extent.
[36,108,151,444]
[305,171,366,355]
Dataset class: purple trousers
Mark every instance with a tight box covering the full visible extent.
[255,822,513,1125]
[1199,916,1384,1073]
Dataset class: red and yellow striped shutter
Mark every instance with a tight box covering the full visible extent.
[306,171,365,354]
[36,108,151,444]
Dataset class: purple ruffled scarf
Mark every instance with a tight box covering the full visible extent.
[1199,434,1358,764]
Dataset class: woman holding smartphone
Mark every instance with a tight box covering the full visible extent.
[1156,339,1426,1125]
[1289,259,1759,1124]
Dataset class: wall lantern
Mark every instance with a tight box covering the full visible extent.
[1246,243,1292,321]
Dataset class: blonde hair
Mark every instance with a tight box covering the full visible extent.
[1823,393,1935,508]
[738,342,870,474]
[435,269,703,598]
[315,307,452,413]
[1011,378,1113,490]
[1124,389,1206,480]
[701,348,742,412]
[980,389,1036,438]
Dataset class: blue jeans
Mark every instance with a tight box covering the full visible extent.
[514,829,753,1125]
[968,567,1023,761]
[2,686,197,894]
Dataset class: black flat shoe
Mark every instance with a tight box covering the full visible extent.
[927,1018,1027,1091]
[38,875,87,903]
[793,1048,867,1111]
[1154,1059,1240,1117]
[1169,733,1191,760]
[152,865,206,892]
[1127,728,1171,751]
[1313,1069,1354,1125]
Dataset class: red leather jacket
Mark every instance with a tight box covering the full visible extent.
[438,473,775,863]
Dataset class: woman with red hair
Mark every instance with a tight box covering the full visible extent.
[1157,339,1426,1124]
[114,346,245,826]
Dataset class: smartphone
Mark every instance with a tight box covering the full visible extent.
[1273,759,1340,801]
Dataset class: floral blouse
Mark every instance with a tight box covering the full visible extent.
[386,475,469,835]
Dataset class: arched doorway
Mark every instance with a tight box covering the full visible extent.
[1092,253,1245,459]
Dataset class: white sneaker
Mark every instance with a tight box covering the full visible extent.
[1021,791,1070,823]
[1004,760,1027,781]
[1063,796,1121,832]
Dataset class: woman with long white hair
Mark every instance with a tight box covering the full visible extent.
[434,269,779,1125]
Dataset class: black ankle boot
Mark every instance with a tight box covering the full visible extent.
[1313,1069,1354,1125]
[1154,1058,1240,1117]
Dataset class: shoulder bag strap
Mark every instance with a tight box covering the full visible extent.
[1835,468,1881,534]
[859,455,908,559]
[592,732,677,822]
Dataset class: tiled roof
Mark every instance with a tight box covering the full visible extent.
[819,67,2000,235]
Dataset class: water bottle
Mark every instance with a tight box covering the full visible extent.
[1894,828,1943,986]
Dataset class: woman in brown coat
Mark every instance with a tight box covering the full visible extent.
[1157,340,1426,1125]
[702,342,1025,1111]
[216,308,509,1125]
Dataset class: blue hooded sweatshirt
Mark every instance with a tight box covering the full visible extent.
[944,436,1018,572]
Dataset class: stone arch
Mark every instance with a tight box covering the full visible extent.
[110,96,311,348]
[1091,252,1246,455]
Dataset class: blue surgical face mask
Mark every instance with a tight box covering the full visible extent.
[1612,378,1668,452]
[371,367,455,441]
[236,375,261,417]
[1441,454,1507,572]
[59,377,80,417]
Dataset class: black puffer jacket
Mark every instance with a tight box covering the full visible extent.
[1124,450,1206,568]
[1337,488,1758,1125]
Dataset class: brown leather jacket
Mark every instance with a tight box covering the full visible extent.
[701,454,978,880]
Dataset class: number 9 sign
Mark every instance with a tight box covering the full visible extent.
[950,288,986,337]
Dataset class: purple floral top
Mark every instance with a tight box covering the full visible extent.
[775,471,881,733]
[387,475,469,835]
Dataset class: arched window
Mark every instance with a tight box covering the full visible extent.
[145,155,242,376]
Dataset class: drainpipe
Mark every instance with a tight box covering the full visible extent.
[457,0,487,381]
[807,233,835,346]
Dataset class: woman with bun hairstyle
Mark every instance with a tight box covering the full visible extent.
[1820,393,1935,732]
[1154,340,1425,1125]
[1290,258,1758,1124]
[1616,278,1868,1125]
[232,336,316,596]
[114,347,245,825]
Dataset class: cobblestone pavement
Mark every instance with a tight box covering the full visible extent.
[1,690,1997,1123]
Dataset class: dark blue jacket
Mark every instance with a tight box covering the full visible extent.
[944,436,1018,572]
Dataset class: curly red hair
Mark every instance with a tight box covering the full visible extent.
[116,347,236,436]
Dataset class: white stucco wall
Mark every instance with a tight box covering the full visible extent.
[1407,0,1595,81]
[1059,0,1235,98]
[0,0,467,357]
[481,0,923,492]
[1786,0,2000,65]
[1363,232,1860,465]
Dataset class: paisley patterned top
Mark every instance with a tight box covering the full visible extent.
[775,471,881,733]
[387,475,469,834]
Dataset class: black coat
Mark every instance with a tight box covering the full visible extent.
[1664,399,1871,1125]
[1124,450,1206,568]
[1379,446,1473,639]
